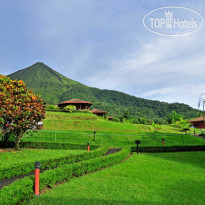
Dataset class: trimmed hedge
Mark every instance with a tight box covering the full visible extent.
[0,146,107,180]
[20,141,100,150]
[131,145,205,153]
[0,147,130,205]
[0,141,100,150]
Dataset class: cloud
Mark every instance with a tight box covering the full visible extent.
[1,0,205,109]
[85,30,205,107]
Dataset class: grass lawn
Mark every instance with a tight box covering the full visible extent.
[27,151,205,205]
[22,130,205,147]
[20,111,205,146]
[43,112,183,133]
[0,149,86,169]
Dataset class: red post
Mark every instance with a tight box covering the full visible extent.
[162,138,165,145]
[87,143,90,152]
[35,161,41,196]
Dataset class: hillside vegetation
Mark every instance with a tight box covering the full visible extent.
[22,112,204,147]
[8,62,200,122]
[43,111,181,133]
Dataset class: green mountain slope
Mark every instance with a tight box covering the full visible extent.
[7,62,199,122]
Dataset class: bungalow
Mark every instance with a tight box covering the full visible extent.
[58,99,92,110]
[91,109,107,117]
[190,116,205,129]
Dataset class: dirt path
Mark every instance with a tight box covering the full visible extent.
[103,148,121,156]
[0,148,121,190]
[195,135,205,140]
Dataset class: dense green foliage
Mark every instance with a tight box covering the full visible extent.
[0,147,130,205]
[26,152,205,205]
[8,62,200,123]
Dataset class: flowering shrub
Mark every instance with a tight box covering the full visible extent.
[0,75,46,149]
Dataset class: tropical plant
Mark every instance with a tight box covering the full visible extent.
[0,75,46,149]
[152,122,161,132]
[63,105,76,113]
[168,110,182,124]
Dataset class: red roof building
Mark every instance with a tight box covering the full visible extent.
[108,116,114,121]
[91,109,107,117]
[190,116,205,129]
[58,99,92,110]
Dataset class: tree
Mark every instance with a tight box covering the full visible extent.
[152,122,161,132]
[0,75,46,149]
[178,118,191,131]
[168,110,182,124]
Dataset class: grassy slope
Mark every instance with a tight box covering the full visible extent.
[43,112,181,133]
[22,112,204,146]
[27,152,205,205]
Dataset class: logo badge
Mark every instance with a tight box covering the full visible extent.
[143,6,204,36]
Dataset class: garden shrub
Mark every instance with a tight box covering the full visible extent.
[20,141,100,150]
[0,146,107,180]
[0,147,130,205]
[131,145,205,153]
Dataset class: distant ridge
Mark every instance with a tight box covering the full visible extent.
[7,62,199,122]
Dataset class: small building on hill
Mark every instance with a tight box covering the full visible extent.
[58,99,92,110]
[108,116,114,121]
[91,109,107,117]
[190,116,205,129]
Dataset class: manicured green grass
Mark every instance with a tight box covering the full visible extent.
[21,111,205,146]
[0,149,85,169]
[27,151,205,205]
[43,112,182,133]
[23,130,204,147]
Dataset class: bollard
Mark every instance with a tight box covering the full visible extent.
[87,143,90,152]
[162,138,165,145]
[35,161,41,196]
[93,131,96,141]
[194,131,196,136]
[135,140,141,154]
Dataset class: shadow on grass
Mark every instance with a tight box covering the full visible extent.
[27,197,160,205]
[149,151,205,169]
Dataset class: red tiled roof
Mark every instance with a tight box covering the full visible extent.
[91,109,107,114]
[58,99,92,105]
[190,116,205,122]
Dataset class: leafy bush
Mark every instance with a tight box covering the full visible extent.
[0,75,46,149]
[63,105,76,113]
[152,122,161,132]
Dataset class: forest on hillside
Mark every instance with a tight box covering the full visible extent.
[8,62,200,124]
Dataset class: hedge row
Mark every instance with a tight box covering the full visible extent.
[0,146,107,180]
[0,141,100,150]
[131,145,205,153]
[0,147,131,205]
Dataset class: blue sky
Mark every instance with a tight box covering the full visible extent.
[0,0,205,108]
